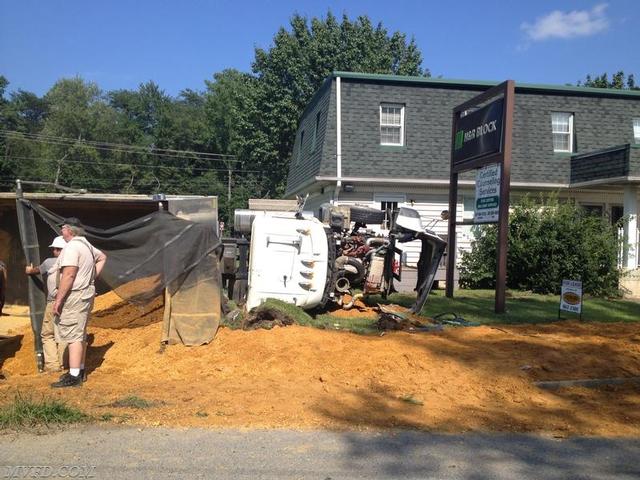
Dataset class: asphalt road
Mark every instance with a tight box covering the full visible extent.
[1,426,639,480]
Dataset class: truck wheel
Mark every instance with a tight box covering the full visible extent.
[349,206,386,225]
[343,257,365,286]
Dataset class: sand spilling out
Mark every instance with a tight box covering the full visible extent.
[91,291,163,329]
[1,292,640,436]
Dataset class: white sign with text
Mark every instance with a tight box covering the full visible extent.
[474,163,501,223]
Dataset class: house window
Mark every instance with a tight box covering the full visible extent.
[375,194,405,229]
[380,104,404,146]
[297,130,305,164]
[581,204,604,218]
[634,118,640,144]
[380,201,399,229]
[611,205,624,226]
[312,111,321,150]
[551,112,574,152]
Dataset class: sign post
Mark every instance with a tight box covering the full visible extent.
[446,81,515,313]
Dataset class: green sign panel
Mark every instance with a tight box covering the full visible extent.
[476,196,499,209]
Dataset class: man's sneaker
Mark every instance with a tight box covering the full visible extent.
[51,373,82,388]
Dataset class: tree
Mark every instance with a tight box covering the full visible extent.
[241,11,427,196]
[204,69,255,156]
[204,69,257,220]
[578,71,638,90]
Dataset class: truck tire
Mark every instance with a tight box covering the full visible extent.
[342,257,366,286]
[349,206,385,225]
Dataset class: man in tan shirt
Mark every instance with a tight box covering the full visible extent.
[51,219,106,388]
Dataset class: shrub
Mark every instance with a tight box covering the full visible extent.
[459,195,622,296]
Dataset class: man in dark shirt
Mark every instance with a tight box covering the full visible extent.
[0,259,6,316]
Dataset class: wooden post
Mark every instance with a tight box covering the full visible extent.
[446,172,458,298]
[494,80,514,313]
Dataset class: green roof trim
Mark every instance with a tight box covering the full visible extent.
[331,71,640,99]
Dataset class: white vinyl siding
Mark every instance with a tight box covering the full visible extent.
[380,104,404,146]
[551,112,574,152]
[634,118,640,144]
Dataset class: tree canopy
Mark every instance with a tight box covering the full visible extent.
[242,12,426,195]
[1,11,428,218]
[577,71,638,90]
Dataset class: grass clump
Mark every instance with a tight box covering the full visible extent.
[400,394,424,406]
[0,394,88,429]
[110,395,155,409]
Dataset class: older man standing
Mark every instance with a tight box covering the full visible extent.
[51,219,106,388]
[25,236,67,372]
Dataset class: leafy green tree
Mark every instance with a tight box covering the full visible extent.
[204,69,257,220]
[204,69,255,156]
[578,71,638,90]
[241,11,427,196]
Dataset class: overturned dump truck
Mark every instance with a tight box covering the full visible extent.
[14,184,223,371]
[231,202,447,314]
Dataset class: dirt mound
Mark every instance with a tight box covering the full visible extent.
[91,291,163,329]
[326,295,377,319]
[1,318,639,436]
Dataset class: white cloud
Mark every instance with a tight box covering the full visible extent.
[521,3,609,41]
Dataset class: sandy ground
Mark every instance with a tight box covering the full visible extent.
[1,295,640,437]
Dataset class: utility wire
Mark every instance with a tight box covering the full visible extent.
[0,130,244,164]
[0,129,237,158]
[0,179,227,194]
[5,154,261,174]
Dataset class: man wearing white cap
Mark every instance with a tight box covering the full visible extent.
[25,235,67,372]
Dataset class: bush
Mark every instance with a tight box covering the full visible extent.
[459,195,622,296]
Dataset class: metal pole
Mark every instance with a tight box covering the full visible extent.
[15,180,47,371]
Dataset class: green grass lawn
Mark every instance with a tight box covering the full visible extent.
[228,290,639,336]
[367,289,640,325]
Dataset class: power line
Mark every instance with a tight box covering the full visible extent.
[0,130,244,164]
[0,179,229,194]
[0,129,237,158]
[5,154,261,174]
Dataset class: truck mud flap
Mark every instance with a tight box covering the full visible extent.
[409,232,447,314]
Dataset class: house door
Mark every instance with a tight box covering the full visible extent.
[611,205,624,225]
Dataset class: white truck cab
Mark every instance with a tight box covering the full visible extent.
[245,214,330,311]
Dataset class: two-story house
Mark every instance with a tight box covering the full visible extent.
[285,72,640,295]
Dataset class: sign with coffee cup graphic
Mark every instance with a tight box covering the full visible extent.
[560,279,583,314]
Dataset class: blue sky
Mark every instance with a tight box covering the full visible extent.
[1,0,638,97]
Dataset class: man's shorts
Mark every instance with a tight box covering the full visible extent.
[54,287,95,343]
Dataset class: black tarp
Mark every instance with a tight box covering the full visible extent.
[18,199,223,347]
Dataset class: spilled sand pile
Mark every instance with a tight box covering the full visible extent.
[91,291,163,329]
[1,295,639,436]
